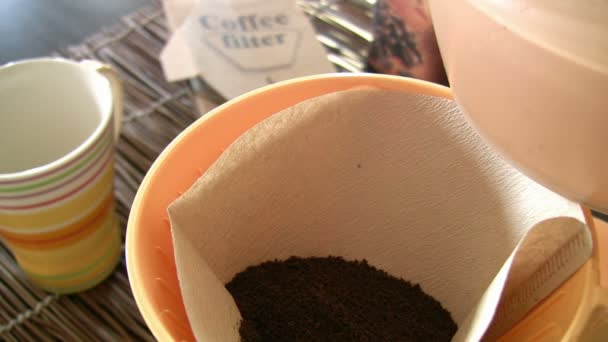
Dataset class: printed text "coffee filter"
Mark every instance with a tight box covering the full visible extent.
[161,0,334,99]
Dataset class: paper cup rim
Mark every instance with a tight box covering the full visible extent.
[0,57,114,181]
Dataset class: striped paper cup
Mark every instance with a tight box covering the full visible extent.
[0,58,123,294]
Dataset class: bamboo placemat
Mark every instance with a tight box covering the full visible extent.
[0,1,373,340]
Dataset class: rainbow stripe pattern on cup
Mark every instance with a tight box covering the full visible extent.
[0,123,121,294]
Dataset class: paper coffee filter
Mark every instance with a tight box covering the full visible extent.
[168,89,586,341]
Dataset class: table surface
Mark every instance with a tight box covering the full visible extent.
[0,0,152,64]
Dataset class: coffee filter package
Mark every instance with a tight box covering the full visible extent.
[168,89,591,341]
[161,0,335,100]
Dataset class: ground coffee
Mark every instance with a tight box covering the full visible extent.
[225,256,457,341]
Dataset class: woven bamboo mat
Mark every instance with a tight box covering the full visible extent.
[0,1,373,340]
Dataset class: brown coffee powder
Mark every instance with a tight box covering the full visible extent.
[226,256,457,341]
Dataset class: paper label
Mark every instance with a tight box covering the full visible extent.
[161,0,335,99]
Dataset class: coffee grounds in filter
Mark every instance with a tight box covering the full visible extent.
[226,256,457,341]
